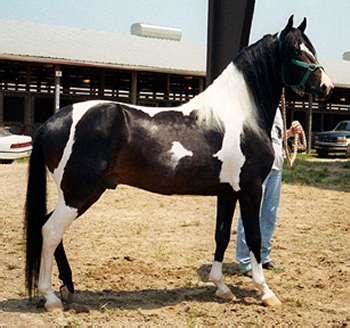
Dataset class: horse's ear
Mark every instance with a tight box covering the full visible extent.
[282,15,294,35]
[298,17,307,33]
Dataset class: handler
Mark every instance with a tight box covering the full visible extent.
[235,109,303,274]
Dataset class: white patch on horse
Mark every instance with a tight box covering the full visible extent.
[208,63,259,191]
[299,43,333,96]
[209,261,233,300]
[250,251,275,300]
[300,43,316,60]
[320,70,334,95]
[250,251,265,285]
[168,141,193,168]
[53,100,104,198]
[38,200,77,310]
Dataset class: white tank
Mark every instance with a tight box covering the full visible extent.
[131,23,182,41]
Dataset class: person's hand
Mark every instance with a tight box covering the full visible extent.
[287,121,303,138]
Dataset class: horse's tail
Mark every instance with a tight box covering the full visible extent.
[24,131,47,298]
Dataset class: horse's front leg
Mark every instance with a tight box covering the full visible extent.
[240,183,281,306]
[209,191,236,301]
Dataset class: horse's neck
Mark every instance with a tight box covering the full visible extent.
[182,63,260,133]
[234,37,283,133]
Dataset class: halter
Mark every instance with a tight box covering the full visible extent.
[277,35,323,92]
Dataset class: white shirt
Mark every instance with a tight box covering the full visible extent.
[271,109,284,171]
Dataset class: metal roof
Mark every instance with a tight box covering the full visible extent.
[0,20,206,76]
[0,19,349,88]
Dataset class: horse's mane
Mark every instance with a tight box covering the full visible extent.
[180,34,283,134]
[234,34,282,132]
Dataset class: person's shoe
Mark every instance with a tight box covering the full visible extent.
[262,261,274,270]
[239,263,252,277]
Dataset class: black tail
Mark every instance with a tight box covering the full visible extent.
[24,133,47,298]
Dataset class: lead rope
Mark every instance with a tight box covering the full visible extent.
[280,88,307,168]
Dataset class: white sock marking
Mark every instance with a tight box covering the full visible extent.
[209,261,231,295]
[250,251,275,299]
[38,201,77,307]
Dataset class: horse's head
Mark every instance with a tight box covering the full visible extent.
[278,15,334,98]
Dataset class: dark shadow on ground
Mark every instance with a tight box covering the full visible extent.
[0,263,259,313]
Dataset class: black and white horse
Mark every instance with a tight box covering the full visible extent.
[24,16,333,311]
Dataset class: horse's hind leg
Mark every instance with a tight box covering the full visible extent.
[55,241,74,303]
[52,185,106,306]
[38,200,77,311]
[240,185,281,306]
[209,191,236,301]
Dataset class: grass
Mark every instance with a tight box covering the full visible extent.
[282,153,350,192]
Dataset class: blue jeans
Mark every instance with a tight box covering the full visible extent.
[235,169,282,272]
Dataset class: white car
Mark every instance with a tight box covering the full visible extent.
[0,127,32,163]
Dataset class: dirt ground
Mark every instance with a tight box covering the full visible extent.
[0,162,349,327]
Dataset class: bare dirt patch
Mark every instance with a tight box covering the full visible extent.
[0,163,349,327]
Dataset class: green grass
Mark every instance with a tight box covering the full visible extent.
[282,154,350,192]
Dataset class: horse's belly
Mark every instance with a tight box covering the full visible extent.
[110,149,222,195]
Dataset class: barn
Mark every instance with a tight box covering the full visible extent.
[0,19,349,137]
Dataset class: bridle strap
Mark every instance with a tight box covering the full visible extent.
[286,59,323,91]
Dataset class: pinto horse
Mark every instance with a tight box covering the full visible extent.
[24,16,333,311]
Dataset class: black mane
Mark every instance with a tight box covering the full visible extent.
[234,34,282,133]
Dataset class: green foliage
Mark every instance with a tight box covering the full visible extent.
[282,154,350,192]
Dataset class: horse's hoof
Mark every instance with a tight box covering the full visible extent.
[44,296,64,312]
[262,293,282,307]
[215,289,234,301]
[60,285,74,304]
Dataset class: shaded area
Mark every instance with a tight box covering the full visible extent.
[0,283,259,313]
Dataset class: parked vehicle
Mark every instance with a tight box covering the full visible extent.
[314,120,350,157]
[0,127,32,164]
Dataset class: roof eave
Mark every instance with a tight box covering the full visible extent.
[0,54,206,77]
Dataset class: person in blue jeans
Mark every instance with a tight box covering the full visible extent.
[235,109,302,274]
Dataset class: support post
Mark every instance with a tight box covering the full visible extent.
[0,94,3,126]
[99,70,105,98]
[165,74,170,104]
[206,0,255,85]
[24,95,34,135]
[307,94,313,153]
[131,71,138,104]
[320,112,324,131]
[54,68,62,113]
[199,78,204,93]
